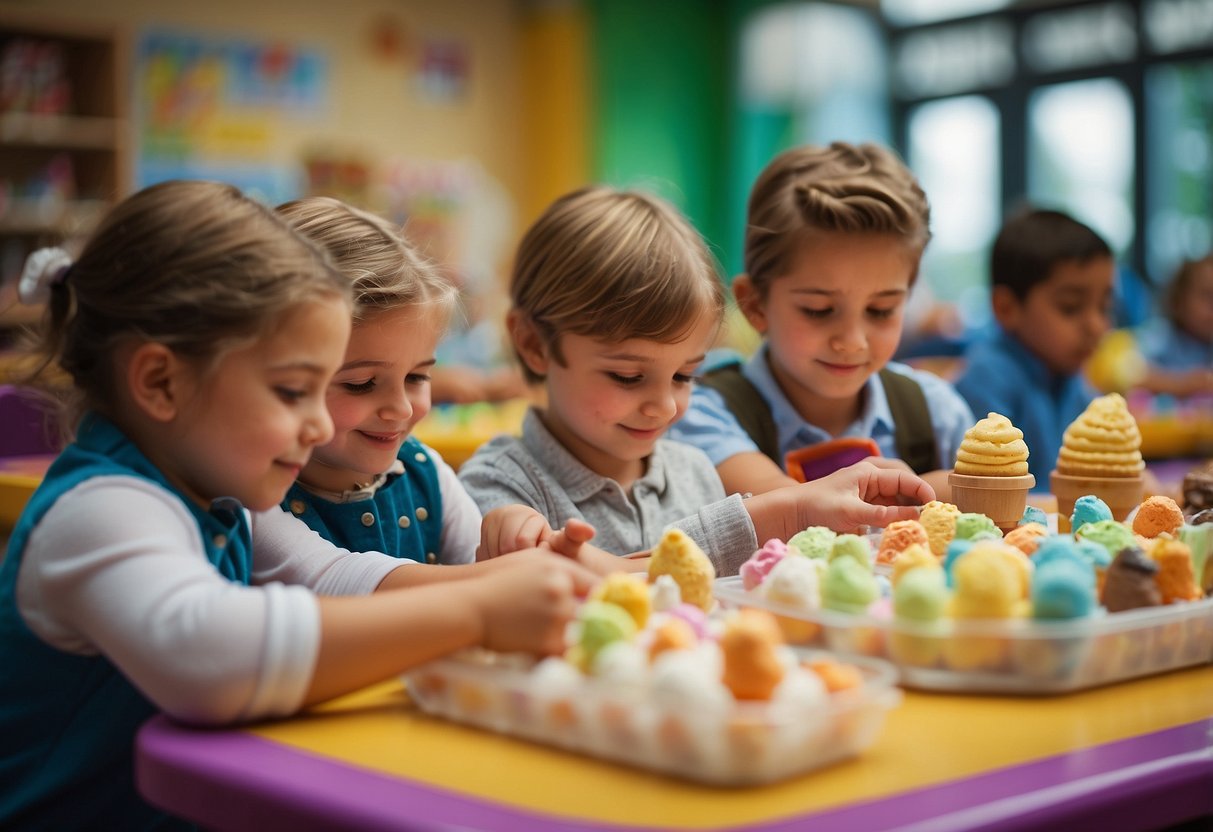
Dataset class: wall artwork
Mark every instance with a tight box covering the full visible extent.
[135,30,329,202]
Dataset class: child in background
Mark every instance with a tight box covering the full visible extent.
[667,141,973,500]
[954,208,1115,486]
[1135,255,1213,397]
[277,197,532,564]
[0,181,597,829]
[459,185,936,577]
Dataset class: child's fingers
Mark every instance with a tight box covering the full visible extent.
[513,514,549,550]
[546,520,598,558]
[868,467,935,506]
[561,519,596,544]
[863,503,922,527]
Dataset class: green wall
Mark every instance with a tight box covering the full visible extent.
[587,0,735,273]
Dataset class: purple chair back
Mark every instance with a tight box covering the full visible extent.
[0,385,60,456]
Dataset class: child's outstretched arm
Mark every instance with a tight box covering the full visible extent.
[745,459,935,539]
[305,550,598,705]
[544,518,648,575]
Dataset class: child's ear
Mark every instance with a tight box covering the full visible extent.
[990,285,1023,331]
[732,274,768,334]
[126,342,191,422]
[507,309,550,377]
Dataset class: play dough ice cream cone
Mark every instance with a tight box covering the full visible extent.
[1050,394,1144,531]
[948,412,1035,533]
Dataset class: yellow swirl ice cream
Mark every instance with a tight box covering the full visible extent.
[949,412,1035,533]
[954,412,1030,476]
[1055,393,1144,478]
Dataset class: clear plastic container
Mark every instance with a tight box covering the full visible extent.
[404,648,901,785]
[715,576,1213,694]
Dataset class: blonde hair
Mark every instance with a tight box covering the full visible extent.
[511,186,725,383]
[276,196,457,325]
[744,141,931,296]
[22,180,349,428]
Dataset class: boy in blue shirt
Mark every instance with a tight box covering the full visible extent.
[668,142,973,500]
[955,209,1115,486]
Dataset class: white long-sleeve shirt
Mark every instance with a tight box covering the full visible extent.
[15,475,403,725]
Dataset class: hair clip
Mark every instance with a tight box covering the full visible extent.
[17,247,73,305]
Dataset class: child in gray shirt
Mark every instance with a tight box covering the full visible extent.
[460,186,936,576]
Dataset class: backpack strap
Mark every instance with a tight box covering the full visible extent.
[697,364,780,464]
[879,367,938,474]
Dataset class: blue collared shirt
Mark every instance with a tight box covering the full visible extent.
[954,328,1097,488]
[667,344,973,473]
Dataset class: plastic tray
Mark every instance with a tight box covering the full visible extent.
[715,576,1213,694]
[404,648,901,785]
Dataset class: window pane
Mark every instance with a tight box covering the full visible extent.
[733,2,889,276]
[1028,78,1135,254]
[908,95,1001,327]
[882,0,1011,27]
[1145,60,1213,285]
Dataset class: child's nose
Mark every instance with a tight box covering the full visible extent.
[306,404,336,447]
[379,387,413,421]
[643,386,678,420]
[830,322,866,354]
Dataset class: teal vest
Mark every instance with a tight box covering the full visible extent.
[0,413,251,830]
[282,436,444,562]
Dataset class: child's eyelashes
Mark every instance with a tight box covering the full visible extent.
[606,372,695,386]
[339,379,376,394]
[797,306,898,320]
[406,373,431,385]
[799,307,832,319]
[274,386,310,403]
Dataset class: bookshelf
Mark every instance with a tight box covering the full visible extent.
[0,10,129,331]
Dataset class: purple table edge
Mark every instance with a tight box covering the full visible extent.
[136,715,1213,832]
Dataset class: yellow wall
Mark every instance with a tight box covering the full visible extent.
[3,0,529,222]
[519,1,589,225]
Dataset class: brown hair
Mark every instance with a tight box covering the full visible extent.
[991,208,1111,300]
[276,196,457,325]
[743,141,931,297]
[510,186,725,383]
[1165,255,1213,326]
[22,180,349,428]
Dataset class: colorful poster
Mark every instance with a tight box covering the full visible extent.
[135,30,329,200]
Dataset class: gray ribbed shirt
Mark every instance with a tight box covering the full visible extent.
[458,409,757,576]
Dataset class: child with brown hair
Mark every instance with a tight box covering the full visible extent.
[1135,255,1213,397]
[0,181,597,829]
[276,196,544,564]
[459,185,935,576]
[955,208,1116,485]
[667,141,973,499]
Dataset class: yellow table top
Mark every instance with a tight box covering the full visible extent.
[245,664,1213,829]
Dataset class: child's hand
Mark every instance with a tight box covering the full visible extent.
[477,505,555,561]
[748,459,936,539]
[802,460,936,533]
[471,551,599,655]
[542,518,645,575]
[543,519,646,575]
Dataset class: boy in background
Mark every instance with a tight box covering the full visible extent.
[954,208,1115,486]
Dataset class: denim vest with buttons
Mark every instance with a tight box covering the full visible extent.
[282,436,444,563]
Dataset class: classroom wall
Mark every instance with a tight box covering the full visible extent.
[1,0,530,229]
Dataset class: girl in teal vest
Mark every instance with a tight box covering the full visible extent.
[0,181,597,830]
[276,197,526,564]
